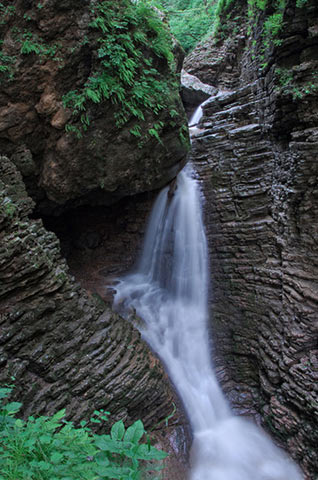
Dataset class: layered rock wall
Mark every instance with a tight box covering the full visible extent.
[189,0,318,476]
[0,156,176,429]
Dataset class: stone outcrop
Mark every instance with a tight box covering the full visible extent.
[0,155,177,429]
[0,0,189,213]
[188,0,318,477]
[181,70,217,118]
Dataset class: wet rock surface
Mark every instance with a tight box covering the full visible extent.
[0,156,180,432]
[189,0,318,477]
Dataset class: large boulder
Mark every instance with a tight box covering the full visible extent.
[180,70,217,118]
[0,0,189,213]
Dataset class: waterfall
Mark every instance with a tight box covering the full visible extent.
[113,105,302,480]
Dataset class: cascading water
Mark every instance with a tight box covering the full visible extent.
[113,105,302,480]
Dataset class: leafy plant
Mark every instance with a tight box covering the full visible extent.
[0,384,167,480]
[0,50,15,79]
[275,67,318,99]
[263,9,285,48]
[0,2,15,25]
[20,32,59,57]
[276,66,293,87]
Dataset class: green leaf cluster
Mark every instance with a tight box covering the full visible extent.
[0,45,15,80]
[0,384,167,480]
[20,32,59,57]
[276,67,318,99]
[0,11,62,83]
[0,2,15,25]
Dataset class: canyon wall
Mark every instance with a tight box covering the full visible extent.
[0,0,190,436]
[0,155,178,430]
[188,0,318,477]
[1,0,318,477]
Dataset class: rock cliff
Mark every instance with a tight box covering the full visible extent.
[0,0,191,442]
[0,155,177,429]
[188,0,318,477]
[0,0,189,213]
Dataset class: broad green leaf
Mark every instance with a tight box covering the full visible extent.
[4,401,22,414]
[111,419,125,441]
[94,434,111,451]
[95,451,110,467]
[50,451,64,464]
[0,387,12,400]
[136,444,167,461]
[124,420,144,444]
[52,409,66,421]
[39,434,52,444]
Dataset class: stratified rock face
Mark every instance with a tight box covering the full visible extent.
[189,0,318,477]
[0,0,189,213]
[183,2,247,91]
[0,155,175,428]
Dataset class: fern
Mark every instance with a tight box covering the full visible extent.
[20,32,60,58]
[130,125,142,137]
[0,41,16,81]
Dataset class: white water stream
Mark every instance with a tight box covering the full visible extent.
[113,105,302,480]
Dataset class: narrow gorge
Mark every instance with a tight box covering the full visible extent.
[0,0,317,479]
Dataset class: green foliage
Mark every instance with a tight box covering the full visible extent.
[0,8,61,83]
[150,0,217,52]
[0,384,167,480]
[276,67,293,87]
[276,67,318,99]
[0,2,15,24]
[245,0,287,66]
[62,0,177,140]
[179,124,191,148]
[215,0,235,17]
[255,0,268,9]
[211,0,239,39]
[263,9,284,48]
[1,197,17,218]
[20,32,59,57]
[0,45,15,80]
[296,0,308,6]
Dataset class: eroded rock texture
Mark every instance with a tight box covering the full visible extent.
[0,156,176,428]
[41,191,157,303]
[0,0,188,213]
[189,0,318,477]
